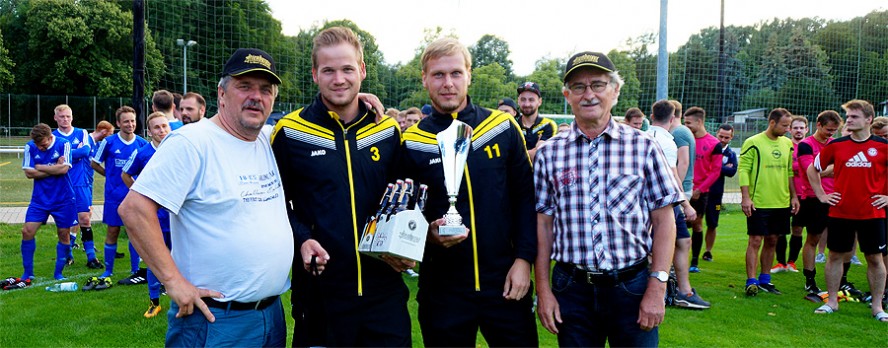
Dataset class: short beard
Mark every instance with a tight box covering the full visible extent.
[432,100,458,114]
[521,107,538,117]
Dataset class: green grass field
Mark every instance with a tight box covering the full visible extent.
[1,208,886,347]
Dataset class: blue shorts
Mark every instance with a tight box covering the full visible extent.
[73,185,92,213]
[103,201,123,227]
[25,202,78,228]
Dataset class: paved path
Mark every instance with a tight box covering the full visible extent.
[0,206,104,224]
[0,193,741,224]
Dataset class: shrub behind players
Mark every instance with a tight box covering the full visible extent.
[807,100,886,322]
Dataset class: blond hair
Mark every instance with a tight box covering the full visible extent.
[54,104,72,114]
[312,26,363,69]
[401,107,421,117]
[421,38,471,73]
[669,100,683,118]
[872,116,888,132]
[146,111,168,124]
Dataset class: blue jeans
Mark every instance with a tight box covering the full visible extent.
[552,263,658,347]
[166,298,286,347]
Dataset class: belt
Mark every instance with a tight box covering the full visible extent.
[560,259,649,286]
[202,295,279,311]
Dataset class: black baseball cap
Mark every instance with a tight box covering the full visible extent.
[498,97,518,111]
[222,48,282,85]
[517,82,541,97]
[563,51,615,82]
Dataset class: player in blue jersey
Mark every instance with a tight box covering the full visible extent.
[122,112,171,317]
[11,124,78,288]
[52,104,103,269]
[91,106,148,283]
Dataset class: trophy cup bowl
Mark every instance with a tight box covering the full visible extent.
[436,120,472,236]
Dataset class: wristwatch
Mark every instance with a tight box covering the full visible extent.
[649,271,669,283]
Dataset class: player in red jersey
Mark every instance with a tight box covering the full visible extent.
[795,111,842,295]
[807,100,887,322]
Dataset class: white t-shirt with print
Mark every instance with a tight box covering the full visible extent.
[132,119,294,302]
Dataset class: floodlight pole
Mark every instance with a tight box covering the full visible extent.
[656,0,669,100]
[177,39,198,93]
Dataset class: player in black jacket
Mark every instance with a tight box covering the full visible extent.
[400,37,538,347]
[271,27,411,347]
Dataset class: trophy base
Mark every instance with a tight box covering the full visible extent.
[438,224,466,236]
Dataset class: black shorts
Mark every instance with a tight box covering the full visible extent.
[746,208,791,236]
[705,192,723,228]
[690,192,709,223]
[674,205,690,239]
[791,197,829,234]
[826,218,887,255]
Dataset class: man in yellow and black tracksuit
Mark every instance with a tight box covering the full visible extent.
[401,96,538,346]
[271,94,408,347]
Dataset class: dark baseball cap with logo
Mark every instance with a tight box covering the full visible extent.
[221,48,282,85]
[498,97,519,111]
[563,51,615,83]
[517,82,542,97]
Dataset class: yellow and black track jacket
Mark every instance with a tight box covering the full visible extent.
[401,97,537,293]
[517,115,557,150]
[271,95,403,296]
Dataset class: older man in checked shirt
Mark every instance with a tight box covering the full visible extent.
[534,51,682,347]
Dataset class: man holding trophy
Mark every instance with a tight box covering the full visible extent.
[400,38,538,347]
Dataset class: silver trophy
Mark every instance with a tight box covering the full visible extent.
[436,120,472,236]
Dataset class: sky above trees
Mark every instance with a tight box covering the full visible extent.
[266,0,887,76]
[1,1,884,124]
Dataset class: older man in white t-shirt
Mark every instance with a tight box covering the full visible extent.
[647,100,710,309]
[119,48,294,347]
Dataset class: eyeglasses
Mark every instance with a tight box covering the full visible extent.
[568,81,609,95]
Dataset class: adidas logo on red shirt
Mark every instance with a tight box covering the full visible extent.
[845,151,872,168]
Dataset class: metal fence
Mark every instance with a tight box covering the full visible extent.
[0,94,136,137]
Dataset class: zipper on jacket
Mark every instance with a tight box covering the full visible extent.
[334,112,370,296]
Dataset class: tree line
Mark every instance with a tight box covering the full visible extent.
[0,0,884,123]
